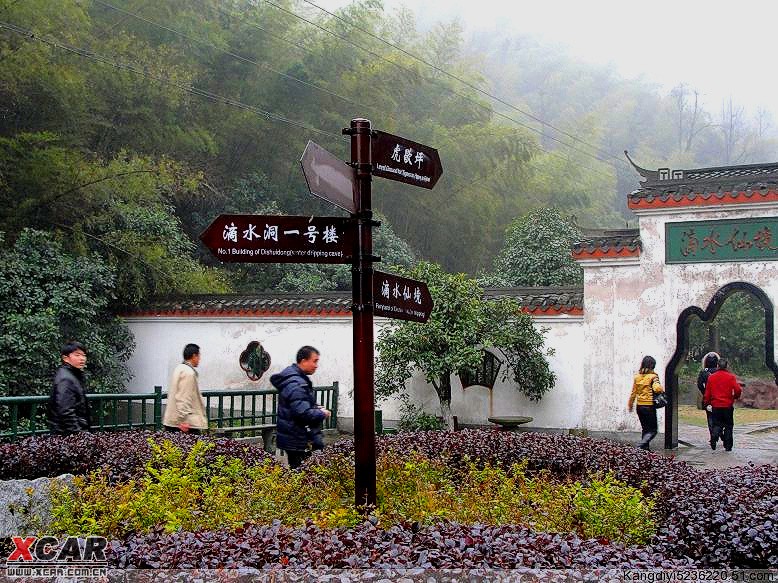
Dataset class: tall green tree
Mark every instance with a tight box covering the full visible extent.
[0,229,134,400]
[0,133,229,305]
[489,207,582,287]
[376,261,555,428]
[686,292,767,376]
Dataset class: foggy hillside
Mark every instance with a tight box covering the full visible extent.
[2,0,775,298]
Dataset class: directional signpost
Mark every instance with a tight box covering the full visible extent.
[201,118,442,511]
[342,120,441,509]
[200,214,354,264]
[373,270,433,323]
[371,130,443,189]
[300,140,357,214]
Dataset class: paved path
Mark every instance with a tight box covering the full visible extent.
[270,425,778,470]
[658,421,778,468]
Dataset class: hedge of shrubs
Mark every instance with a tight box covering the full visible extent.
[0,430,275,482]
[48,441,656,545]
[108,520,688,571]
[1,429,776,569]
[314,430,778,568]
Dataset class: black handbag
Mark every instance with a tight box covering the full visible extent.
[652,377,667,409]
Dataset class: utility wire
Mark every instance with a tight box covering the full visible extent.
[92,0,153,40]
[301,0,629,169]
[84,2,610,190]
[89,0,365,111]
[1,11,612,204]
[232,2,615,187]
[209,1,369,102]
[244,0,615,184]
[0,20,345,141]
[260,0,619,172]
[0,15,542,204]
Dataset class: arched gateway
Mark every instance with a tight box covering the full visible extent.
[573,156,778,448]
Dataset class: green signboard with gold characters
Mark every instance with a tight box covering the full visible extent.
[666,217,778,264]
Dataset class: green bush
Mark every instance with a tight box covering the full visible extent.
[397,400,445,432]
[50,440,656,545]
[0,229,134,402]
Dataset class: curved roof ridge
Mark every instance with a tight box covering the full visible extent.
[625,156,778,209]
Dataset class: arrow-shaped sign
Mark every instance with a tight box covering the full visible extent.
[372,270,433,322]
[371,130,443,190]
[200,214,355,264]
[300,140,357,214]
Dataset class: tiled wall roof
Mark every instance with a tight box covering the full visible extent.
[572,228,641,259]
[485,287,583,315]
[626,157,778,210]
[124,287,584,318]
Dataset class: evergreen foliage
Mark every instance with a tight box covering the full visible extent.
[0,229,134,398]
[489,206,583,287]
[2,0,776,277]
[375,261,555,427]
[1,0,775,395]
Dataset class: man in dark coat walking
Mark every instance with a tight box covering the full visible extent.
[270,346,330,469]
[47,341,91,435]
[696,351,719,440]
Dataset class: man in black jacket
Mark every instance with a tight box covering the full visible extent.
[696,351,719,442]
[270,346,331,469]
[47,341,91,435]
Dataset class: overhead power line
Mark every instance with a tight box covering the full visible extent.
[89,0,365,111]
[300,0,630,170]
[0,11,615,199]
[209,1,365,98]
[78,2,613,188]
[84,1,506,189]
[92,0,154,40]
[260,0,620,172]
[0,20,344,141]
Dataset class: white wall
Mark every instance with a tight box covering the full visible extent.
[579,203,778,432]
[124,316,354,395]
[395,315,585,428]
[123,314,585,429]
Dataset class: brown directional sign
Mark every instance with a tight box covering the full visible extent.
[372,270,433,322]
[300,140,357,213]
[371,130,443,189]
[200,214,354,264]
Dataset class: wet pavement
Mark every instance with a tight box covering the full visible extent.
[271,423,778,469]
[657,421,778,468]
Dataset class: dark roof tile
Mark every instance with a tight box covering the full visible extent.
[124,287,584,317]
[625,155,778,204]
[572,228,641,256]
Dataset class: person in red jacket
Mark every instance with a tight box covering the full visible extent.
[703,358,742,451]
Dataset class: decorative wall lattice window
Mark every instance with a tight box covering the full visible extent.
[459,350,503,390]
[239,341,271,381]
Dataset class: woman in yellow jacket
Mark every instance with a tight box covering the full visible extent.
[627,355,665,450]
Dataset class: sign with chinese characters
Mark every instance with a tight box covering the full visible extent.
[300,140,356,213]
[200,214,354,264]
[372,270,433,322]
[666,217,778,264]
[371,130,443,189]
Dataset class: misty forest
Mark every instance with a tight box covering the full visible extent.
[1,0,777,391]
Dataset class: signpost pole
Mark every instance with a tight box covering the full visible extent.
[347,118,377,508]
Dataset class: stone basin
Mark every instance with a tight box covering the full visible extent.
[488,415,533,430]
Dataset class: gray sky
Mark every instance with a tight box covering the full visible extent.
[312,0,775,118]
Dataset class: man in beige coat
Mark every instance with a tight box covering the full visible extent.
[163,343,208,434]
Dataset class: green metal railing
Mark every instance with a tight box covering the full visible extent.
[0,382,339,442]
